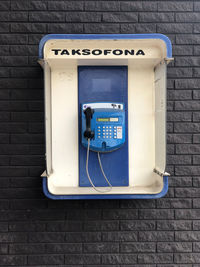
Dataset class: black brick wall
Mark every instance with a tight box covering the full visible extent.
[0,0,199,265]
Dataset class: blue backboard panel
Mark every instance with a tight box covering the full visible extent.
[78,66,129,187]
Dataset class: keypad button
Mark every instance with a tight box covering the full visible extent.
[114,136,117,139]
[98,136,100,138]
[109,126,112,128]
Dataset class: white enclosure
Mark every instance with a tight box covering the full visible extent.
[39,34,172,199]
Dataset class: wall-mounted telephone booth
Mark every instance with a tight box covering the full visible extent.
[38,34,172,199]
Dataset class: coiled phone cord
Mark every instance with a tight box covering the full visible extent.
[86,139,112,193]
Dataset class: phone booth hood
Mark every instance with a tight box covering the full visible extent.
[38,34,173,199]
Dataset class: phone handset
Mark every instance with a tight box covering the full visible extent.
[83,107,112,193]
[84,107,94,139]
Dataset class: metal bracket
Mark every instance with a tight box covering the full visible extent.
[153,168,170,177]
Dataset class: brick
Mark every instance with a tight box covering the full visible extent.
[138,253,173,263]
[28,255,64,265]
[169,177,192,187]
[120,242,155,253]
[176,57,200,67]
[103,209,138,219]
[65,254,101,265]
[175,188,200,197]
[29,232,65,243]
[48,1,83,11]
[9,222,45,231]
[194,46,200,55]
[167,144,175,154]
[177,34,200,45]
[0,255,26,266]
[120,220,155,231]
[0,12,9,21]
[29,12,65,22]
[102,254,137,264]
[176,13,200,22]
[139,231,174,242]
[48,23,83,34]
[158,23,192,34]
[168,68,193,78]
[0,34,28,44]
[159,2,193,11]
[0,56,28,66]
[120,199,155,208]
[173,45,193,56]
[193,221,200,230]
[66,12,101,22]
[84,23,117,33]
[11,134,44,144]
[193,198,200,208]
[0,23,9,33]
[102,232,137,242]
[10,199,46,210]
[11,112,43,122]
[139,209,174,219]
[193,177,200,187]
[167,155,191,165]
[174,253,200,263]
[157,220,192,230]
[193,242,200,252]
[46,243,82,253]
[157,198,192,209]
[176,79,200,89]
[168,112,192,122]
[0,233,27,242]
[176,231,200,242]
[103,12,138,23]
[11,23,46,33]
[140,13,174,22]
[193,112,200,121]
[0,244,8,254]
[10,12,28,21]
[9,244,45,254]
[167,134,192,144]
[86,1,119,11]
[176,209,200,219]
[65,232,101,242]
[84,220,119,231]
[176,144,200,154]
[193,68,200,77]
[157,242,192,252]
[121,23,156,33]
[84,243,119,253]
[0,1,10,10]
[47,221,82,232]
[174,123,200,133]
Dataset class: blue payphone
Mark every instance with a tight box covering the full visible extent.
[81,102,126,192]
[81,102,125,152]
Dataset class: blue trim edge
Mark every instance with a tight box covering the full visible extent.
[42,176,168,200]
[38,33,172,59]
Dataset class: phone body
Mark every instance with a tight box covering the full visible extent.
[81,102,125,152]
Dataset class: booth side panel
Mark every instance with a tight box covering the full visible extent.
[155,62,167,173]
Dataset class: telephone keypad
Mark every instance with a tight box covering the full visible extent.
[96,125,122,140]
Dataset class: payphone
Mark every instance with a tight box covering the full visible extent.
[81,102,126,192]
[39,34,172,199]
